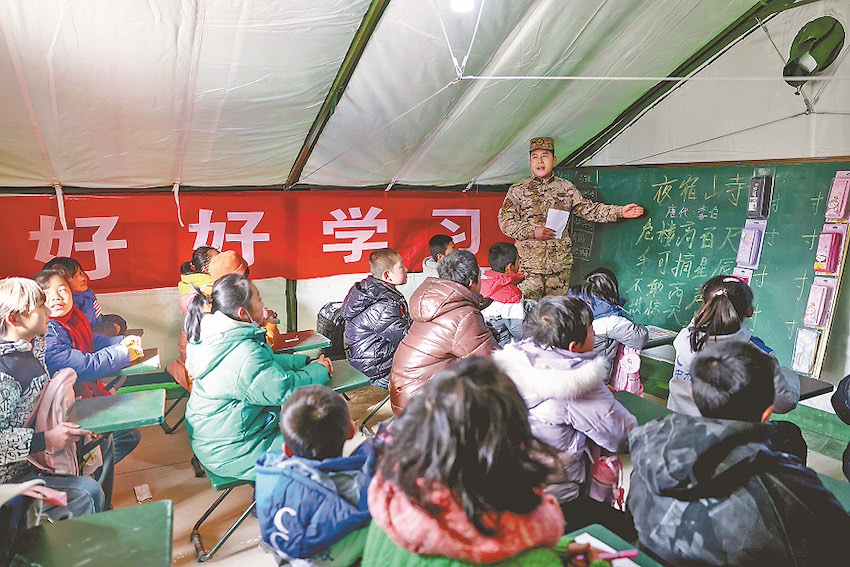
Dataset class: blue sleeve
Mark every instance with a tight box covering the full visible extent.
[44,326,131,382]
[93,333,123,350]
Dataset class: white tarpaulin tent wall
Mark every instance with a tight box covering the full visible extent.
[3,1,844,191]
[1,1,849,401]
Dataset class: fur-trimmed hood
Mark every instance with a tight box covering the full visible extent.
[494,340,608,405]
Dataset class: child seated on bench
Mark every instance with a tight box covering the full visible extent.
[629,341,850,566]
[390,250,498,416]
[480,242,527,345]
[569,268,648,384]
[33,270,142,504]
[256,385,374,566]
[668,275,800,416]
[185,273,331,481]
[340,248,412,388]
[0,277,105,520]
[43,257,126,337]
[207,250,287,350]
[168,246,220,389]
[494,296,637,539]
[421,234,455,278]
[365,357,564,565]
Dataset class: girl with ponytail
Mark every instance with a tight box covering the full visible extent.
[184,273,332,481]
[668,275,799,416]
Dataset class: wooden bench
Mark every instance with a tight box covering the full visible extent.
[16,501,172,567]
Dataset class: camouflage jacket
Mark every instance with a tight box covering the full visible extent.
[498,175,622,274]
[628,413,850,566]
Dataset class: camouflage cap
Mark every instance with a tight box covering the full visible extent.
[529,137,555,154]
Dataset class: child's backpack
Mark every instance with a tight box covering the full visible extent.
[316,301,346,360]
[612,345,644,397]
[588,453,626,511]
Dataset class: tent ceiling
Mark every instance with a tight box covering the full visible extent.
[0,0,370,188]
[301,0,758,187]
[0,1,838,190]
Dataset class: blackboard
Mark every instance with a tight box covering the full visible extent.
[565,162,850,368]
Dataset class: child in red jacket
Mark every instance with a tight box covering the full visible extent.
[480,242,528,345]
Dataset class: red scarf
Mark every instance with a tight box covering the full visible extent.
[53,307,109,398]
[53,307,94,353]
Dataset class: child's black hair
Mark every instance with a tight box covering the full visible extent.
[185,273,253,342]
[428,234,454,262]
[280,385,350,460]
[487,242,518,274]
[572,267,620,306]
[43,257,82,281]
[701,274,754,310]
[691,341,777,421]
[180,246,219,276]
[32,269,69,290]
[523,296,592,350]
[376,357,555,536]
[437,249,480,285]
[690,277,752,352]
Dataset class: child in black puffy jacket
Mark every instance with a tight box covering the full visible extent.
[340,249,412,388]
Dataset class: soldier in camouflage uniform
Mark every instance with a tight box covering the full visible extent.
[498,137,644,300]
[628,342,850,566]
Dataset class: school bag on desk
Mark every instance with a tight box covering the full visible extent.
[612,344,644,397]
[316,301,346,360]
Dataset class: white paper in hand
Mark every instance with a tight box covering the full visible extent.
[545,208,570,239]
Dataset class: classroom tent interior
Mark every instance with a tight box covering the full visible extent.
[1,0,849,412]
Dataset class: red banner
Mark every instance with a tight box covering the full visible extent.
[1,191,507,292]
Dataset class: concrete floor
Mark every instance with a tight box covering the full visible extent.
[112,386,393,566]
[113,389,845,566]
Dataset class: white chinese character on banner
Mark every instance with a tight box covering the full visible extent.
[28,215,128,279]
[188,209,270,265]
[322,206,388,263]
[432,209,480,254]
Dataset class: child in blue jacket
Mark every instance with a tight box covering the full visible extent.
[256,385,374,566]
[43,257,127,337]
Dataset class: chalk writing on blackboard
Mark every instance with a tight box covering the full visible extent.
[569,185,597,262]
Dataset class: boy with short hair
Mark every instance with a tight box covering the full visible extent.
[0,277,105,519]
[43,257,127,337]
[340,248,412,388]
[255,385,374,566]
[480,242,527,345]
[390,250,498,416]
[422,234,455,278]
[628,341,850,566]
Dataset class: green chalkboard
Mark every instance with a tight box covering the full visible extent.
[565,162,850,368]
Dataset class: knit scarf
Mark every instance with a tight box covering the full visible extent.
[53,307,94,353]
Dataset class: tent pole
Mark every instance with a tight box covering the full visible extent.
[285,279,298,333]
[285,0,391,189]
[563,0,804,167]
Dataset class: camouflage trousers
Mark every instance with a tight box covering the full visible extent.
[518,266,572,301]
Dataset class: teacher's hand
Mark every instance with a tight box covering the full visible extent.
[622,203,645,218]
[534,226,557,241]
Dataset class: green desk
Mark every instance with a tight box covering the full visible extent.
[329,360,371,394]
[644,325,678,349]
[616,391,671,426]
[276,330,331,354]
[16,501,173,567]
[564,523,662,566]
[119,348,162,376]
[67,390,166,434]
[818,473,850,512]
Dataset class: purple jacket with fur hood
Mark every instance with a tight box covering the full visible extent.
[494,340,637,503]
